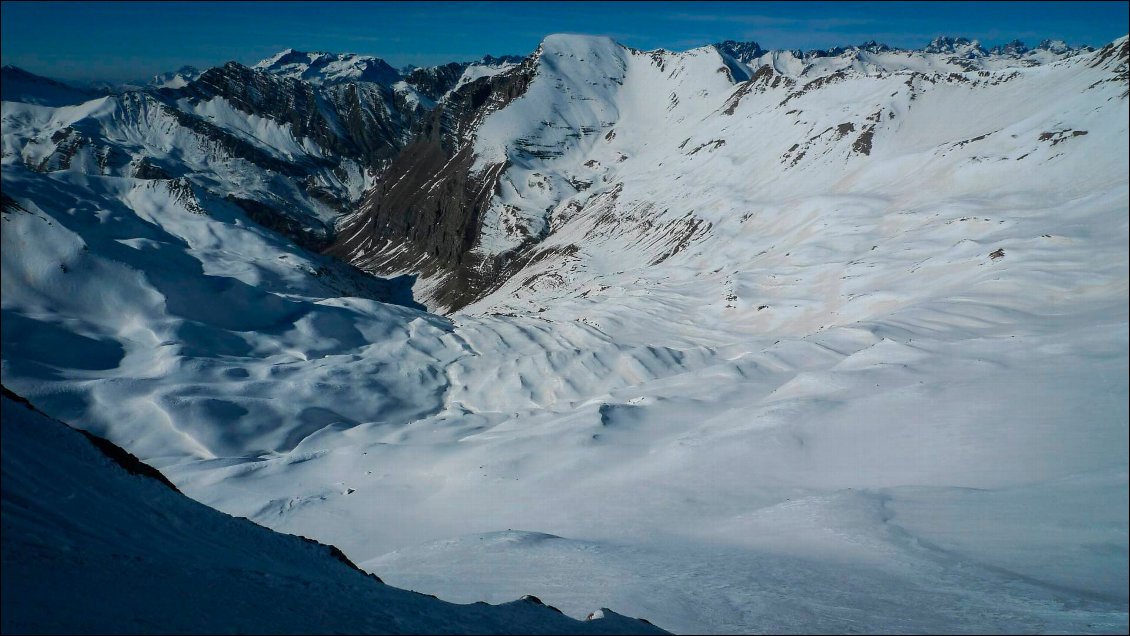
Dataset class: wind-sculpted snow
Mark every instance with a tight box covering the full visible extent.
[0,390,668,634]
[1,165,454,461]
[2,34,1128,634]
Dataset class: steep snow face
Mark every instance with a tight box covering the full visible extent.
[455,34,1128,314]
[392,80,436,112]
[0,390,667,634]
[470,36,630,253]
[254,48,401,86]
[470,35,738,257]
[3,34,1128,635]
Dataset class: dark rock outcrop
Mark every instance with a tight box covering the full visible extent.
[170,62,411,166]
[404,62,469,102]
[328,55,539,310]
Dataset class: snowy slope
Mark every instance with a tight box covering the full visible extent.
[0,389,666,634]
[0,162,447,462]
[1,75,372,243]
[2,34,1128,634]
[335,34,1117,312]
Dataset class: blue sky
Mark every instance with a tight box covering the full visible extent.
[2,1,1127,83]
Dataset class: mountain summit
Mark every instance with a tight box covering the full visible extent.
[253,48,401,85]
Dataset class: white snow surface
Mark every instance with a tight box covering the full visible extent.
[0,391,667,634]
[3,34,1128,634]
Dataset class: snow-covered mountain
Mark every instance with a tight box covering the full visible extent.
[254,48,403,86]
[248,48,524,114]
[333,34,1122,311]
[150,64,203,89]
[2,33,1128,634]
[1,62,425,251]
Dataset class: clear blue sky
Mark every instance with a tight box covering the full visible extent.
[2,1,1127,83]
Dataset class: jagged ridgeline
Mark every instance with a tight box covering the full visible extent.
[328,34,1121,311]
[1,50,523,254]
[4,35,1118,311]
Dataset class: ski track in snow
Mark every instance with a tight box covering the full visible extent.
[2,35,1128,633]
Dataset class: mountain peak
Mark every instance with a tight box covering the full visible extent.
[253,48,400,86]
[2,65,54,82]
[539,33,621,51]
[855,40,892,53]
[713,40,768,63]
[989,39,1030,55]
[1036,38,1072,54]
[254,47,300,67]
[923,36,987,57]
[151,65,202,89]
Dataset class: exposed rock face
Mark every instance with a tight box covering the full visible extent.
[2,53,529,258]
[712,40,767,64]
[328,56,538,309]
[171,62,412,166]
[404,62,470,102]
[924,36,988,56]
[402,55,526,102]
[991,39,1030,56]
[131,156,173,180]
